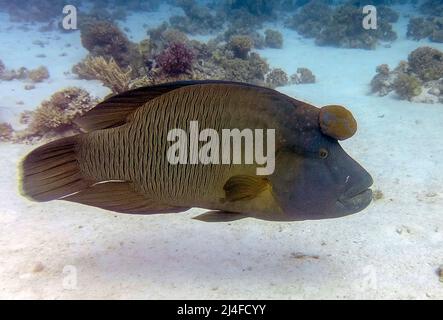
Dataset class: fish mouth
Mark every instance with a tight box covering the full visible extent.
[337,188,373,213]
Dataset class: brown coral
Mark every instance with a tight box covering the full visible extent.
[74,56,132,94]
[0,59,5,77]
[393,74,422,100]
[408,46,443,81]
[266,68,288,87]
[0,123,13,142]
[28,66,49,83]
[17,87,98,141]
[264,29,283,49]
[228,35,253,60]
[80,19,137,69]
[214,52,269,84]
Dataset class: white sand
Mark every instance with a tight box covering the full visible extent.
[0,4,442,299]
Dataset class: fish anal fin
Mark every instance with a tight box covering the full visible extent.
[223,175,271,202]
[193,210,247,222]
[62,181,188,214]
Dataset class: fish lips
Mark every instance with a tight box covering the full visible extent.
[337,176,373,214]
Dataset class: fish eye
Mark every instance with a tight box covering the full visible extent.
[319,148,329,159]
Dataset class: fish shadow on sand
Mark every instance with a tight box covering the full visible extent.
[64,214,344,291]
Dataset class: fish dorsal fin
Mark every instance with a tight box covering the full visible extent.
[62,181,189,214]
[75,80,262,132]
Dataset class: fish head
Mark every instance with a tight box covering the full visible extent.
[271,104,373,220]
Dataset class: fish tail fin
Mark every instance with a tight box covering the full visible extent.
[19,135,91,202]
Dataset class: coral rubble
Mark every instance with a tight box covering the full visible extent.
[266,68,289,88]
[370,47,443,103]
[290,68,316,84]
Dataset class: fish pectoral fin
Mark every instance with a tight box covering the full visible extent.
[193,210,247,222]
[62,181,188,214]
[223,175,272,202]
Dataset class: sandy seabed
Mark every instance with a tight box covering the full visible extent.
[0,4,442,299]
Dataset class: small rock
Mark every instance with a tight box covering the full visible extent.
[33,262,44,273]
[396,225,412,235]
[24,84,35,90]
[372,189,384,201]
[437,265,443,282]
[429,87,440,96]
[291,252,320,260]
[425,192,437,198]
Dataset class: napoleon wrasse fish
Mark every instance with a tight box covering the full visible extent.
[19,80,373,221]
